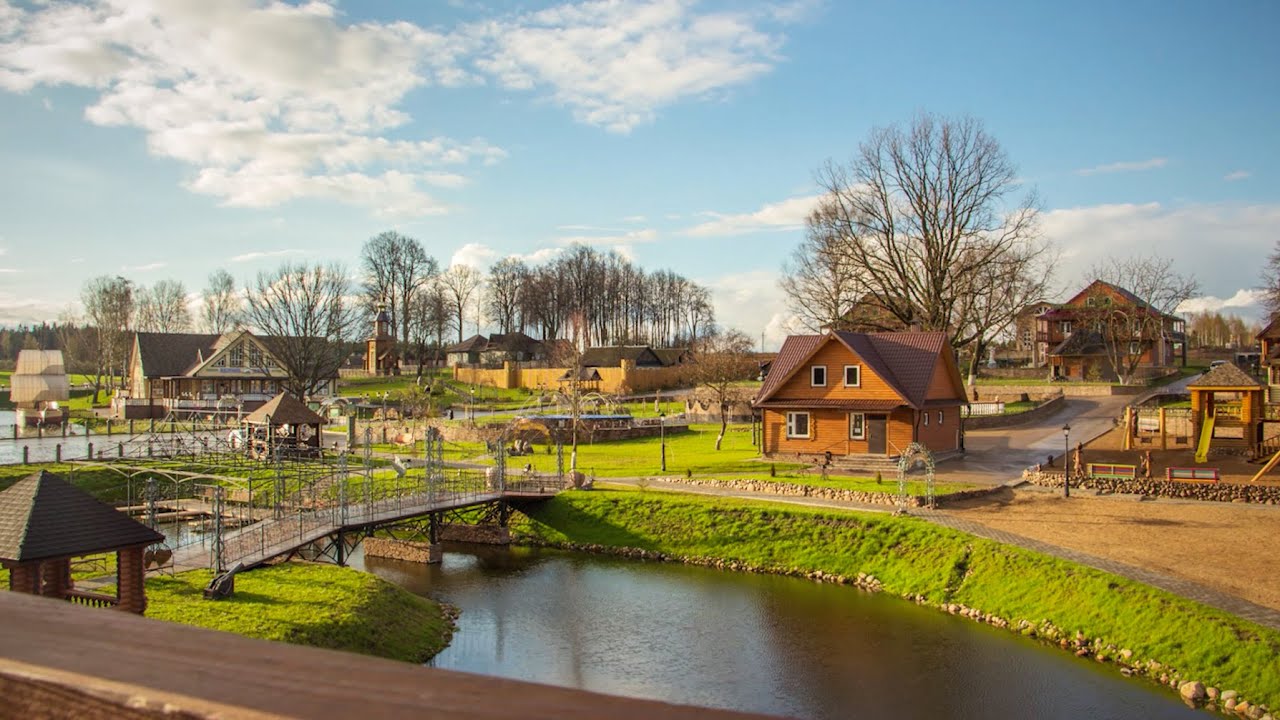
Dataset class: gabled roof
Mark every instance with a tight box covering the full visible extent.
[754,331,960,410]
[1187,363,1263,389]
[243,392,326,426]
[1061,280,1181,321]
[488,332,543,354]
[446,335,490,353]
[0,470,163,562]
[580,346,663,368]
[135,332,222,377]
[652,348,691,367]
[1257,315,1280,341]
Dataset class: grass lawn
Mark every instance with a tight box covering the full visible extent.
[139,563,452,662]
[515,489,1280,708]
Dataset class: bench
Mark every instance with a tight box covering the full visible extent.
[1087,463,1137,480]
[1166,466,1219,483]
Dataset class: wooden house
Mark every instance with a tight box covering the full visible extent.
[753,331,967,459]
[1037,280,1186,380]
[445,332,545,367]
[116,329,336,419]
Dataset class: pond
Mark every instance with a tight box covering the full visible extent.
[356,544,1204,719]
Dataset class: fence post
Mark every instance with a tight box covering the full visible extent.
[22,446,28,464]
[1159,407,1168,451]
[118,442,124,458]
[87,442,94,461]
[55,444,61,463]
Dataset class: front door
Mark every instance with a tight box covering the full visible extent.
[867,415,887,455]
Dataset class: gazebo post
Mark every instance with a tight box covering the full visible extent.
[40,558,70,598]
[7,561,41,594]
[115,546,147,614]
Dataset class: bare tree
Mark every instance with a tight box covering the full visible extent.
[201,269,242,333]
[805,113,1045,351]
[361,231,437,349]
[689,329,757,450]
[1262,240,1280,321]
[779,226,869,332]
[242,262,359,399]
[954,242,1055,383]
[439,264,482,343]
[486,257,527,334]
[80,275,134,402]
[406,277,455,376]
[135,279,191,333]
[1079,255,1199,384]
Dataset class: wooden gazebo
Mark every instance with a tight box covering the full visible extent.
[1188,364,1266,458]
[244,392,326,451]
[0,470,164,614]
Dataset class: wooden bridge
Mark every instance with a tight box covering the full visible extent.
[170,474,561,573]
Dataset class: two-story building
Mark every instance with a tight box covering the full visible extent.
[1257,317,1280,403]
[114,329,336,419]
[752,330,968,459]
[1035,280,1186,380]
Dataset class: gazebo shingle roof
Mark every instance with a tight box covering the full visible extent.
[0,470,163,563]
[1187,363,1263,389]
[243,392,326,426]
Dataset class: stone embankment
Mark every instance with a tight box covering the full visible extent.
[651,477,1004,508]
[519,535,1267,716]
[1022,469,1280,504]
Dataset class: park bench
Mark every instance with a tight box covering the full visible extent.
[1086,463,1137,480]
[1165,466,1220,483]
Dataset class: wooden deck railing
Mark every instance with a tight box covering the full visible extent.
[64,589,117,608]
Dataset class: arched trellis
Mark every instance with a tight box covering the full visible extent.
[896,442,937,512]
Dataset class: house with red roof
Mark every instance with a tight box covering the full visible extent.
[752,330,968,459]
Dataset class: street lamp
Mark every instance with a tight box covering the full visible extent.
[1062,422,1071,498]
[659,411,666,473]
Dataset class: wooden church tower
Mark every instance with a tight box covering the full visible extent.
[365,302,398,376]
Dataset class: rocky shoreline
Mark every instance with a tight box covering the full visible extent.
[648,476,1004,508]
[1022,469,1280,504]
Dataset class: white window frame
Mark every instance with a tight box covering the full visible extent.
[843,365,861,387]
[786,412,811,439]
[938,410,944,425]
[923,411,930,427]
[811,366,827,387]
[849,412,865,440]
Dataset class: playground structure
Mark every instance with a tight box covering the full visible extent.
[1187,366,1272,461]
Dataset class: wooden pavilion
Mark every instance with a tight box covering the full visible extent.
[243,392,327,451]
[0,470,164,614]
[1188,364,1266,458]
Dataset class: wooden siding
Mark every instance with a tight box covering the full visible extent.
[770,339,904,403]
[916,405,962,453]
[925,349,965,401]
[762,405,959,456]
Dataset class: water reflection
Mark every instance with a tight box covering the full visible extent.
[358,544,1204,719]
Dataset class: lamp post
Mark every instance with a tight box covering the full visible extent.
[1062,422,1071,498]
[659,411,666,473]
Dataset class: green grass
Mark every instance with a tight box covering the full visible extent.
[139,563,453,662]
[514,489,1280,707]
[1001,400,1038,415]
[671,474,982,496]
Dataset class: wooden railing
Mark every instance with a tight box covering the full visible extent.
[64,589,117,608]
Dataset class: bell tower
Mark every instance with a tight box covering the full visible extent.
[365,302,398,375]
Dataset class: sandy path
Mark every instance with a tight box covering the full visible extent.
[944,489,1280,611]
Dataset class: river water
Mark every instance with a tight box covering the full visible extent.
[358,545,1203,719]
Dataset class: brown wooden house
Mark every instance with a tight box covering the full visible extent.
[0,470,164,614]
[753,331,968,459]
[1037,280,1187,380]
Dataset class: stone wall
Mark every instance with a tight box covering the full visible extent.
[964,395,1065,430]
[1021,469,1280,504]
[363,537,440,563]
[439,524,511,545]
[651,477,1005,508]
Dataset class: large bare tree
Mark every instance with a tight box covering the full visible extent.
[779,226,869,332]
[689,329,758,450]
[360,231,436,349]
[80,275,134,402]
[485,257,527,334]
[243,262,359,399]
[439,264,482,343]
[201,269,242,333]
[1078,255,1198,384]
[801,113,1045,351]
[953,241,1054,383]
[135,279,192,333]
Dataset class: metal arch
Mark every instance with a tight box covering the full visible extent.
[896,442,938,512]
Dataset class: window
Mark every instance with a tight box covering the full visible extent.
[248,345,264,369]
[811,366,827,387]
[923,412,929,426]
[849,413,865,439]
[843,365,861,387]
[1060,321,1073,334]
[229,343,243,367]
[786,412,811,438]
[938,410,944,425]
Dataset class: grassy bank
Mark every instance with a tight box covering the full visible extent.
[514,489,1280,708]
[141,563,453,662]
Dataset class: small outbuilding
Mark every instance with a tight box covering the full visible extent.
[1187,363,1266,458]
[243,392,327,451]
[0,470,164,614]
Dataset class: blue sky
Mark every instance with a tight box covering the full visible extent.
[0,0,1276,347]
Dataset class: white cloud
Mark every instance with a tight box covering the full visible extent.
[0,267,17,273]
[0,1,501,217]
[451,242,498,269]
[683,194,821,237]
[0,290,67,327]
[230,248,305,263]
[1075,157,1169,176]
[703,268,795,349]
[510,247,563,264]
[556,227,657,260]
[471,1,787,133]
[1178,289,1266,316]
[1224,170,1252,182]
[622,215,646,223]
[121,262,165,272]
[1040,202,1280,320]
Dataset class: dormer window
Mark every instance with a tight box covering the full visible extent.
[811,366,827,387]
[229,343,243,367]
